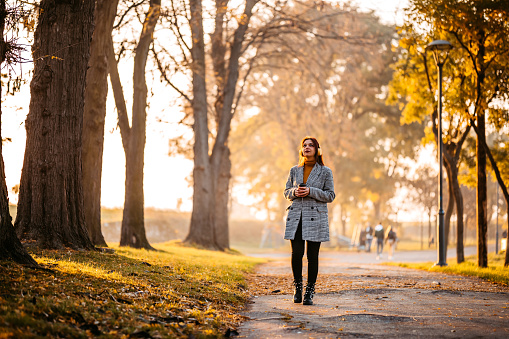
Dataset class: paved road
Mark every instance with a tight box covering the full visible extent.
[238,248,509,338]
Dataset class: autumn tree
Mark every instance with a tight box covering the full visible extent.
[0,0,37,266]
[230,3,423,235]
[153,0,424,248]
[388,27,471,263]
[395,0,509,266]
[14,0,95,250]
[153,0,263,249]
[108,0,161,249]
[82,0,120,247]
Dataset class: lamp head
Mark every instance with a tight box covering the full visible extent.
[426,40,453,65]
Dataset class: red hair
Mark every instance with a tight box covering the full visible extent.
[298,136,324,166]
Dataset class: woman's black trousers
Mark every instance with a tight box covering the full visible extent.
[290,217,321,285]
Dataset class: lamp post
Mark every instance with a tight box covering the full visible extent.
[496,184,499,254]
[426,40,452,267]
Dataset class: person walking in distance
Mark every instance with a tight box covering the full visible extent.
[385,226,398,260]
[284,137,335,305]
[365,224,374,252]
[374,222,384,260]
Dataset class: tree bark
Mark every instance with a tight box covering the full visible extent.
[0,0,38,266]
[450,165,465,263]
[82,0,119,247]
[118,0,160,249]
[185,0,217,249]
[186,0,258,250]
[469,120,509,266]
[210,0,230,251]
[14,0,95,250]
[214,148,231,249]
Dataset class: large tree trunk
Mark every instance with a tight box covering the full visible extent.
[118,0,160,249]
[214,148,231,249]
[14,0,95,250]
[0,0,38,265]
[209,0,230,251]
[469,120,509,266]
[186,0,257,250]
[185,0,217,249]
[82,0,119,247]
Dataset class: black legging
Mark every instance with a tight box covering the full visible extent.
[290,218,321,285]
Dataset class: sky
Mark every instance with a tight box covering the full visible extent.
[2,0,409,214]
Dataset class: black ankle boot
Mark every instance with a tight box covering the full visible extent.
[303,283,315,305]
[293,280,303,303]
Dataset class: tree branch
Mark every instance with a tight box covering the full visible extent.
[107,38,131,149]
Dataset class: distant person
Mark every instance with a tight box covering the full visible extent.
[385,226,398,260]
[365,224,374,252]
[374,222,384,260]
[359,227,367,251]
[284,137,335,305]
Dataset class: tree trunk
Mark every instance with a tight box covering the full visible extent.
[428,209,432,248]
[214,147,231,249]
[340,203,347,236]
[118,0,160,250]
[185,0,217,249]
[0,1,38,265]
[373,200,381,222]
[185,0,258,250]
[14,0,95,250]
[451,166,465,263]
[82,0,119,247]
[469,119,509,266]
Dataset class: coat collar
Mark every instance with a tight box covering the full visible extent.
[297,163,322,186]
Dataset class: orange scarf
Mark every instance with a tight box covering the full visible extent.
[303,158,316,184]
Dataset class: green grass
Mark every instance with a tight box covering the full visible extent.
[393,252,509,286]
[0,242,265,338]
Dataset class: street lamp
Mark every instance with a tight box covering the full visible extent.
[496,184,499,254]
[426,39,453,267]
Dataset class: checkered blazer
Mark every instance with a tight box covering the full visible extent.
[283,163,335,242]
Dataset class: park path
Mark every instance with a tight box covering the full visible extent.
[237,248,509,338]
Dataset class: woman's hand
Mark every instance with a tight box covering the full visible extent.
[295,186,310,197]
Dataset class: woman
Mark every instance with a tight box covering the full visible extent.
[284,137,335,305]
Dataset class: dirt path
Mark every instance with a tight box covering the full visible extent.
[238,250,509,338]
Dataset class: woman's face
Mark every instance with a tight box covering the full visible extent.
[302,139,316,157]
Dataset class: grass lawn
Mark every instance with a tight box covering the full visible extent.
[0,242,265,338]
[392,252,509,286]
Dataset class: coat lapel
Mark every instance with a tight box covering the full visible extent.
[296,166,304,185]
[306,163,322,186]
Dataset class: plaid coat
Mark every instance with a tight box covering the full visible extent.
[283,163,335,242]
